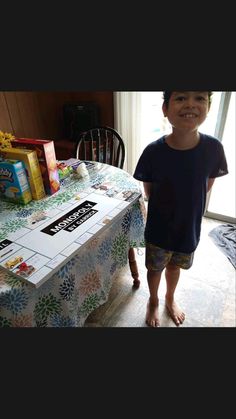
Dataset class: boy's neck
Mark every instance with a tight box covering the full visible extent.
[165,130,200,150]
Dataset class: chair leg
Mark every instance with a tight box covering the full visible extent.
[128,248,140,288]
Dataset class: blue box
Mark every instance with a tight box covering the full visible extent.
[0,159,32,204]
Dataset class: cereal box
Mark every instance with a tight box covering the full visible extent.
[0,159,32,204]
[11,138,60,195]
[0,147,45,200]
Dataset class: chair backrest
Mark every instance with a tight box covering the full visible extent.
[74,126,125,169]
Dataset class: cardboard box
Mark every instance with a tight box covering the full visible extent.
[0,147,46,200]
[0,159,32,204]
[11,138,60,195]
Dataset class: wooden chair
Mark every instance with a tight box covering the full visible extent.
[75,126,125,169]
[75,126,140,288]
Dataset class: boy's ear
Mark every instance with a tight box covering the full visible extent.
[162,103,167,117]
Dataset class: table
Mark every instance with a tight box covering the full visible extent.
[0,162,146,327]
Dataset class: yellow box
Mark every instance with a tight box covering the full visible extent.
[0,147,46,200]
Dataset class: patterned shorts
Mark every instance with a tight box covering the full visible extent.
[145,242,194,271]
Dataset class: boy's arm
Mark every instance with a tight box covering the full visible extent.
[143,182,152,200]
[207,178,215,192]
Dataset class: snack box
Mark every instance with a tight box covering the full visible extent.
[0,159,32,204]
[0,147,45,200]
[11,138,60,195]
[56,161,73,182]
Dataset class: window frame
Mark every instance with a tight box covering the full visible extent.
[204,91,235,224]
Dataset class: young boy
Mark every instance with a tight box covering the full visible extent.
[133,91,228,327]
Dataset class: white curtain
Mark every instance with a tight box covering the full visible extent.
[113,92,142,175]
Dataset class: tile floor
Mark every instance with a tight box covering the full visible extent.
[85,217,235,328]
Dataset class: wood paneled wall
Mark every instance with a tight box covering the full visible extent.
[0,91,114,140]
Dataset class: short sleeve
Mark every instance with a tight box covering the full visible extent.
[133,146,153,181]
[209,142,228,178]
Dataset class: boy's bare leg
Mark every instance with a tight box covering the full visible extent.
[165,263,185,326]
[146,270,162,327]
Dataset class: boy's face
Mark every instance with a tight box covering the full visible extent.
[162,91,210,131]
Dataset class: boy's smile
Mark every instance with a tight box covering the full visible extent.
[179,112,199,118]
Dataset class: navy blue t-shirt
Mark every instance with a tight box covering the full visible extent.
[133,133,228,253]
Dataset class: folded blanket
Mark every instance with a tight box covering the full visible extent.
[209,223,236,269]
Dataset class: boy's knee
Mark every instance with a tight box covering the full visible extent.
[166,263,180,272]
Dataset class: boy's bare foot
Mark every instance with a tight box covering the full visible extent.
[165,298,185,326]
[146,299,160,327]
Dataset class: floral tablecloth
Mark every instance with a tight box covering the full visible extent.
[0,163,146,327]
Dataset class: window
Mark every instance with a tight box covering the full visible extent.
[206,92,235,222]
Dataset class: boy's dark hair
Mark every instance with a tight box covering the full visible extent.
[163,91,213,107]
